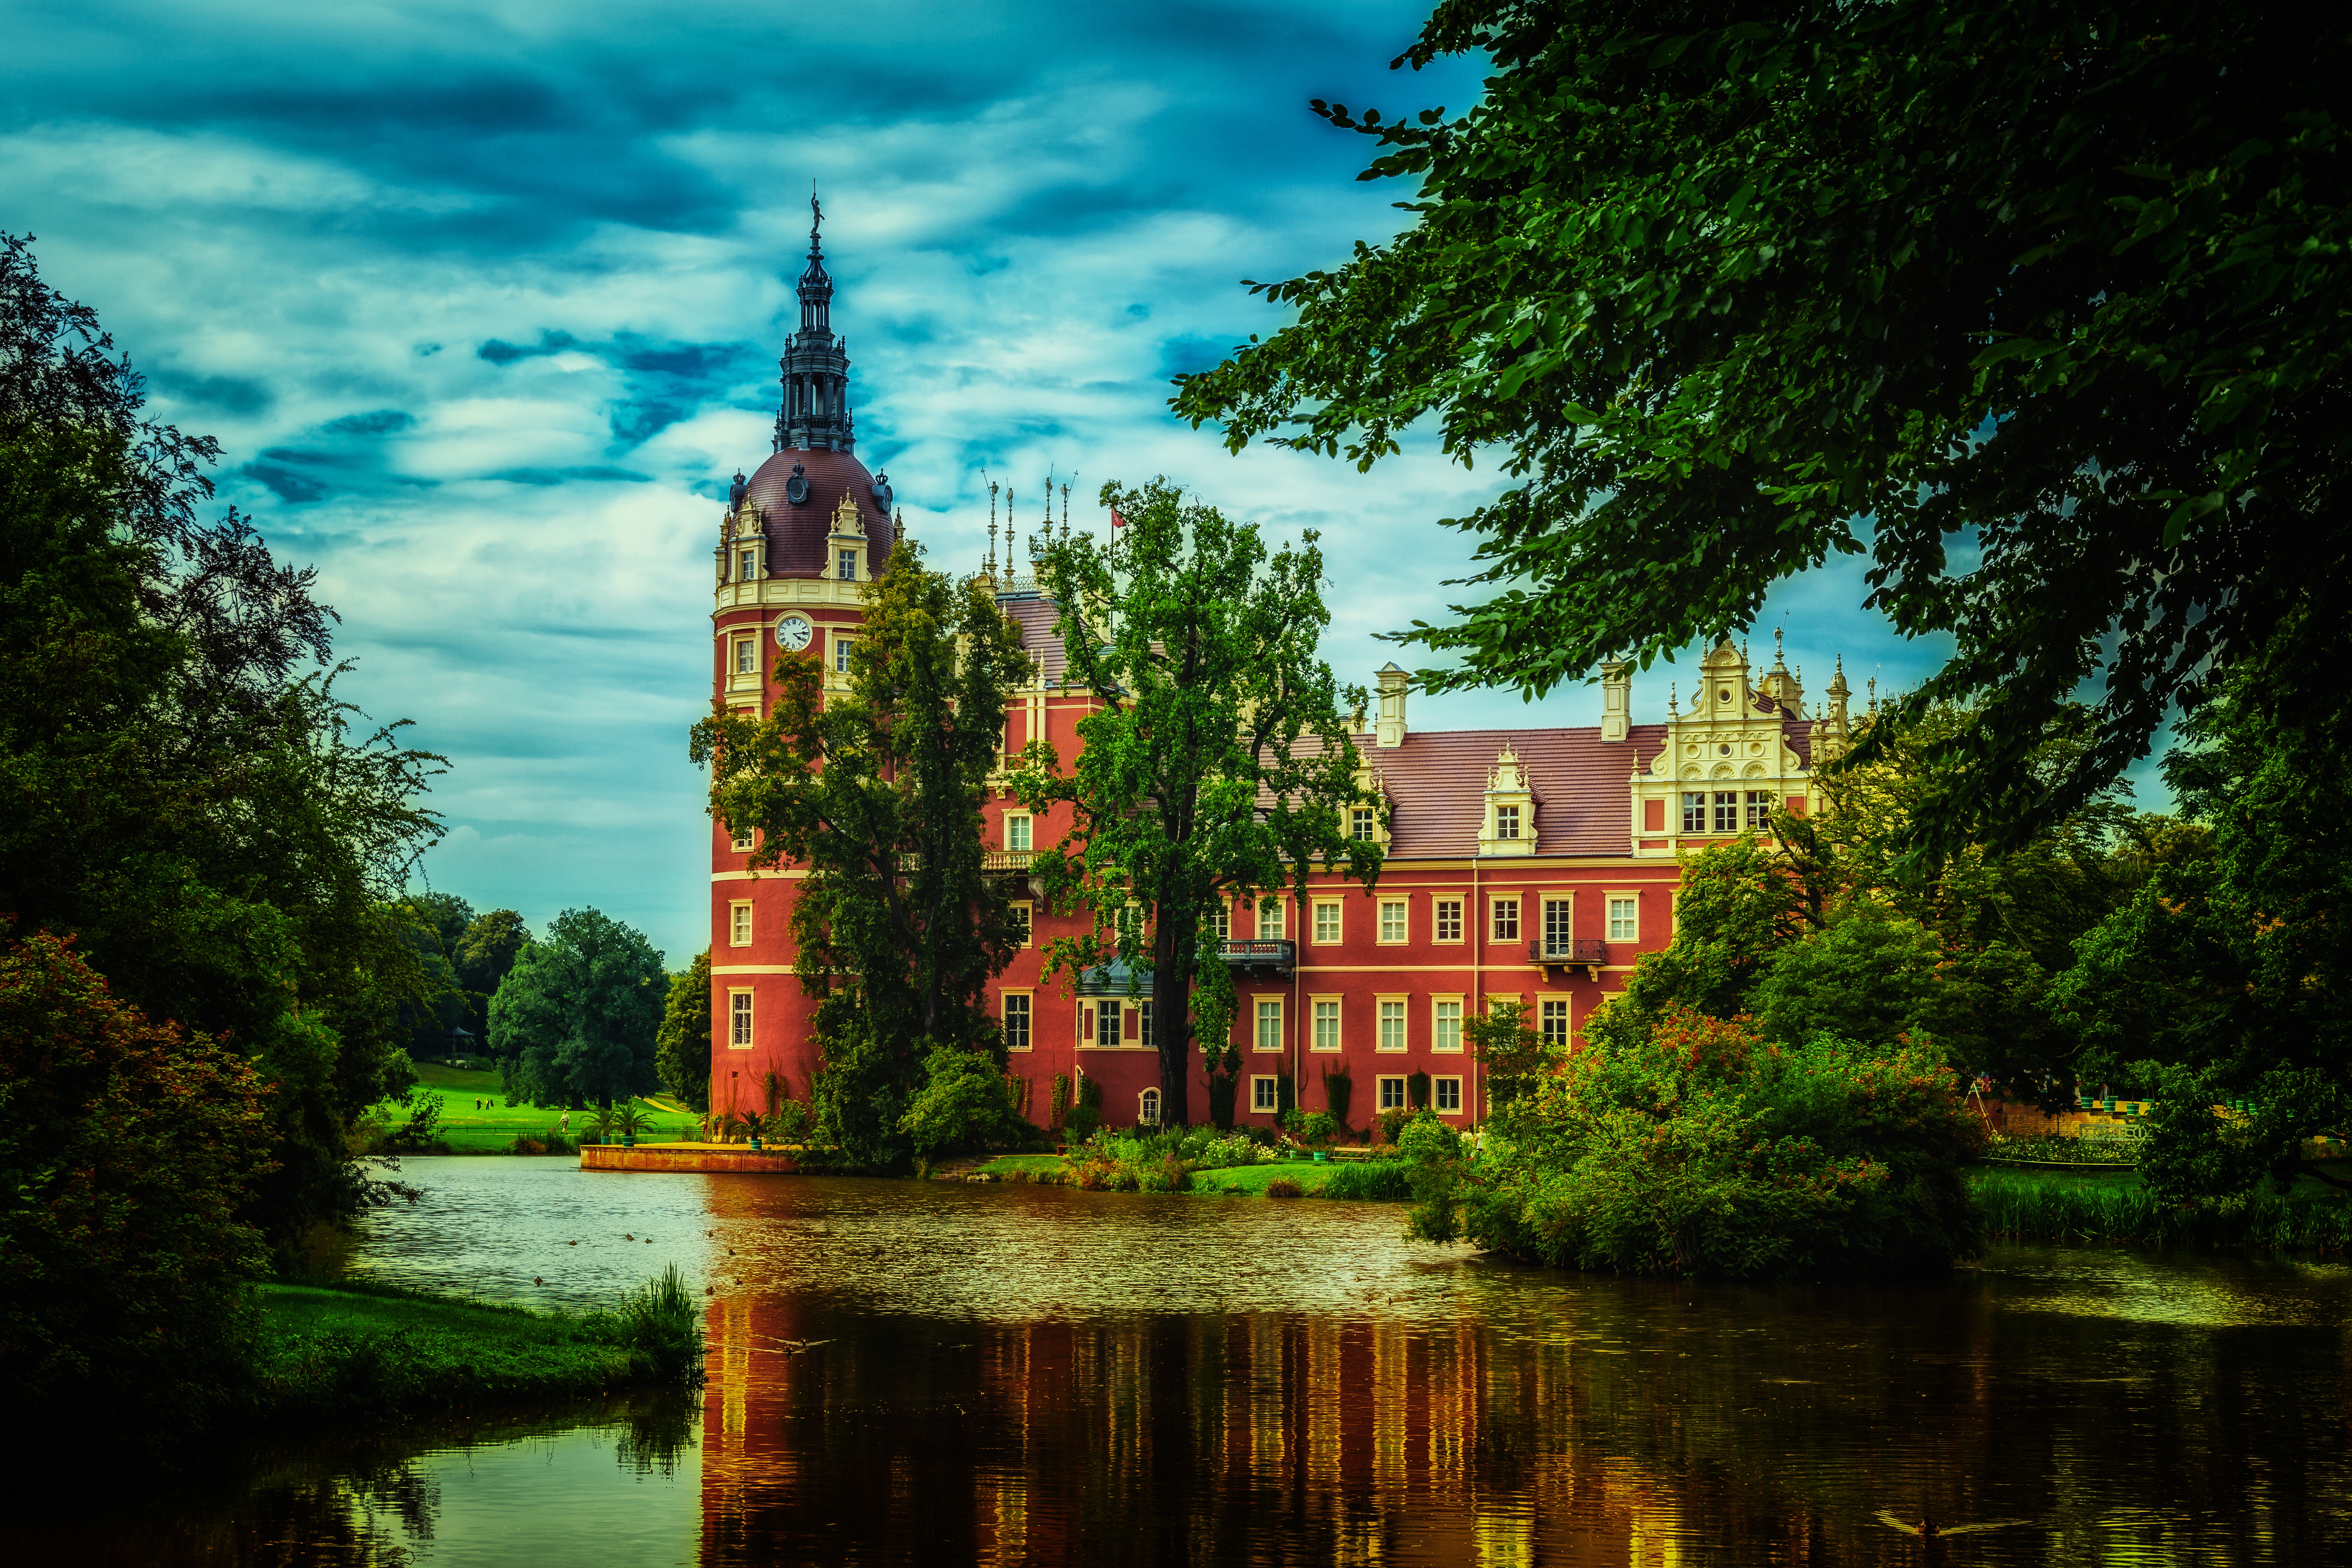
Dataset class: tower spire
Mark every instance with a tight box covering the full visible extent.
[774,189,854,454]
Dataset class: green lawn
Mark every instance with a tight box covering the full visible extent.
[395,1062,703,1153]
[975,1153,1400,1198]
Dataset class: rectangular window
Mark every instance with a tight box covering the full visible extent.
[1252,1076,1280,1113]
[730,902,752,947]
[730,826,754,852]
[1256,902,1284,941]
[1313,901,1341,945]
[834,637,855,673]
[1006,814,1032,852]
[1378,899,1407,944]
[1351,806,1377,842]
[1492,898,1520,942]
[837,550,856,581]
[1495,804,1521,840]
[1313,998,1341,1052]
[1140,1001,1154,1050]
[729,990,753,1049]
[1004,993,1032,1051]
[1607,895,1639,943]
[1746,790,1772,829]
[734,637,756,675]
[1209,905,1230,941]
[1682,792,1709,833]
[1541,998,1570,1049]
[1433,998,1463,1053]
[1434,1077,1462,1113]
[1254,998,1283,1052]
[1542,897,1572,954]
[1096,1000,1123,1050]
[1378,998,1407,1053]
[1713,791,1740,833]
[1378,1075,1408,1111]
[1009,902,1032,947]
[738,549,754,582]
[1434,899,1463,943]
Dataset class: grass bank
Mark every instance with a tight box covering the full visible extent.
[975,1153,1410,1201]
[387,1063,702,1154]
[250,1268,702,1424]
[1968,1166,2352,1252]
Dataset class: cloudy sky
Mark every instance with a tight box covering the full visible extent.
[5,0,1978,964]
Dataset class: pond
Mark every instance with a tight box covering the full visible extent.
[70,1158,2352,1565]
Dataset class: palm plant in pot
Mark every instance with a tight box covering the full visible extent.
[585,1102,621,1146]
[614,1098,658,1147]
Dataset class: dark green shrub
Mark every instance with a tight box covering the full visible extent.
[1275,1071,1296,1116]
[1266,1176,1304,1199]
[1319,1060,1353,1128]
[1406,1071,1431,1110]
[1298,1110,1340,1146]
[1063,1103,1103,1142]
[1049,1072,1072,1131]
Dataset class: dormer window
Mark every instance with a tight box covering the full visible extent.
[1351,807,1376,843]
[739,549,755,582]
[837,550,856,581]
[1495,805,1521,840]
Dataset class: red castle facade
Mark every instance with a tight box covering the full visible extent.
[707,215,1859,1131]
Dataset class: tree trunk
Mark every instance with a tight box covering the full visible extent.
[1154,916,1191,1127]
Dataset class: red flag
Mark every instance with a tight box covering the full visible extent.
[1111,510,1128,528]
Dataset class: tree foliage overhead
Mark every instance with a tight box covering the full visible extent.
[656,949,713,1112]
[1013,479,1383,1128]
[692,545,1033,1168]
[1175,2,2352,848]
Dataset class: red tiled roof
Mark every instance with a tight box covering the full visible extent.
[1356,725,1666,858]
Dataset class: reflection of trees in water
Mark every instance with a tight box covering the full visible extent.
[699,1258,2352,1565]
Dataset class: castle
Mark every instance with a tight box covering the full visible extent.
[706,210,1860,1129]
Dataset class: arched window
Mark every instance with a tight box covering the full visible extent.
[1138,1088,1161,1126]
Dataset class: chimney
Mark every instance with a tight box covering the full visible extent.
[1599,657,1631,743]
[1374,663,1409,748]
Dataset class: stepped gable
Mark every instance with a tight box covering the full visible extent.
[741,449,895,576]
[1358,724,1671,857]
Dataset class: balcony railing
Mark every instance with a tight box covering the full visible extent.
[1215,938,1295,975]
[981,849,1037,874]
[1529,938,1609,966]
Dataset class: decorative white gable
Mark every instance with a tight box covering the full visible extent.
[1478,744,1537,857]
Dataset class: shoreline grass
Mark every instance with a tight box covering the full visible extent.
[249,1268,703,1425]
[1967,1166,2352,1253]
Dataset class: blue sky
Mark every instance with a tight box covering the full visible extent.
[4,0,1980,964]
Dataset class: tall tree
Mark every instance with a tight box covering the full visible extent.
[691,544,1033,1167]
[657,949,713,1112]
[1174,2,2352,851]
[1013,479,1383,1127]
[490,908,665,1110]
[1,235,442,1253]
[455,907,531,1046]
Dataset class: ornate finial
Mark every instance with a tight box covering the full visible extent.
[1668,681,1678,716]
[1061,479,1071,541]
[987,518,998,575]
[1867,675,1878,714]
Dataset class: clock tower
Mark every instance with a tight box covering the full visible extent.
[707,196,898,1117]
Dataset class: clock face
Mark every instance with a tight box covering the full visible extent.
[775,616,812,651]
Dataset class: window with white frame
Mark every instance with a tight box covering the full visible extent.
[731,825,754,852]
[1378,998,1407,1052]
[1009,902,1032,947]
[1139,1087,1161,1125]
[1312,998,1341,1052]
[1713,790,1741,833]
[833,637,855,673]
[1379,899,1407,944]
[734,637,756,675]
[1351,806,1377,842]
[1140,1001,1154,1050]
[1542,897,1572,954]
[730,902,753,946]
[1252,1076,1280,1112]
[1313,901,1341,945]
[1433,998,1463,1053]
[1256,901,1284,941]
[837,549,857,581]
[1434,899,1463,942]
[1006,814,1032,852]
[1209,904,1231,941]
[1378,1075,1408,1111]
[1003,993,1032,1051]
[1607,895,1639,943]
[1494,803,1521,840]
[1096,999,1123,1050]
[1434,1077,1463,1112]
[739,548,755,583]
[1746,790,1772,829]
[1541,998,1570,1050]
[729,990,753,1049]
[1682,792,1709,833]
[1254,998,1282,1052]
[1492,898,1521,942]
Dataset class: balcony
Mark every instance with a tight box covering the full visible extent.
[1215,938,1295,978]
[1529,938,1608,977]
[981,849,1037,874]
